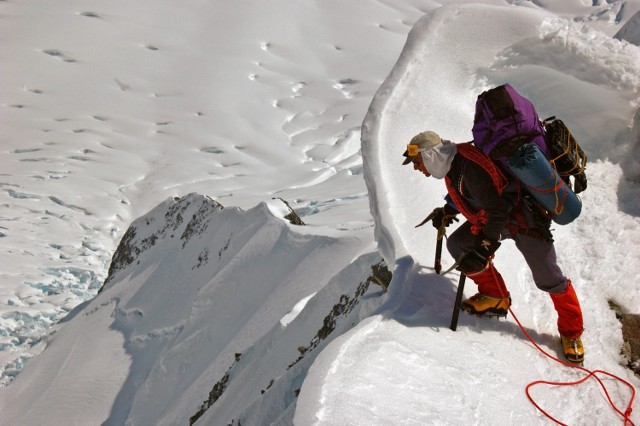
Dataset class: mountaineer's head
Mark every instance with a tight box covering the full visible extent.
[402,130,457,179]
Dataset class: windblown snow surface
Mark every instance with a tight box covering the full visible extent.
[297,4,640,426]
[0,1,639,425]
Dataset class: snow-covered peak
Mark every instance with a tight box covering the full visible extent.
[0,193,385,425]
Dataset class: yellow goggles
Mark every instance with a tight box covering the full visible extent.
[407,144,424,157]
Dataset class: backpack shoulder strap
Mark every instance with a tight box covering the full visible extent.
[455,143,509,195]
[447,143,529,236]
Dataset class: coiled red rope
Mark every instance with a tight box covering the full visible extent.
[508,306,637,425]
[482,265,637,424]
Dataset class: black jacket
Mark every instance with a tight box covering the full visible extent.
[447,154,519,241]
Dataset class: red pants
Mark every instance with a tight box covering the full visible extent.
[467,262,508,298]
[550,281,584,338]
[469,263,583,338]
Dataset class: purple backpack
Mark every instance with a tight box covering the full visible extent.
[471,84,587,225]
[472,84,549,161]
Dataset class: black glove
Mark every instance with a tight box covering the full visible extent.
[457,235,501,275]
[416,204,459,229]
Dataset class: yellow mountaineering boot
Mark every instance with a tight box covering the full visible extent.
[461,293,511,317]
[561,334,584,364]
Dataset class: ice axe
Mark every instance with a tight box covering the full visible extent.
[415,211,448,274]
[431,228,467,331]
[416,209,465,330]
[431,223,467,331]
[450,272,466,331]
[434,221,446,274]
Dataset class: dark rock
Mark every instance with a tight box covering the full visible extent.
[621,314,640,376]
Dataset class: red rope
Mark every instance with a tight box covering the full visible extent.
[523,165,568,214]
[509,307,636,425]
[445,143,509,235]
[485,266,637,424]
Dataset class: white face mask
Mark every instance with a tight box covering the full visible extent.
[420,140,457,179]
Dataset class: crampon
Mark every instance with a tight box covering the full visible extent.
[460,293,511,318]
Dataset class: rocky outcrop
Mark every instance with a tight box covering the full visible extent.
[609,301,640,377]
[621,314,640,377]
[102,194,224,289]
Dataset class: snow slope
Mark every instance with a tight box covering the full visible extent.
[1,0,424,386]
[1,0,640,425]
[296,3,640,425]
[0,194,386,425]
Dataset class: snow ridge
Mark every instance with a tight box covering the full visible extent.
[0,193,385,425]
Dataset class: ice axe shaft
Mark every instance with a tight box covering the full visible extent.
[434,238,443,274]
[434,222,446,274]
[450,272,466,331]
[416,210,446,273]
